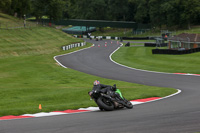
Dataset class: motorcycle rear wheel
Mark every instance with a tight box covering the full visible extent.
[97,96,114,111]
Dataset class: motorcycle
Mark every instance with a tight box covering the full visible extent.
[88,84,133,111]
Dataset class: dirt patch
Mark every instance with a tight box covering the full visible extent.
[12,52,19,56]
[55,62,60,66]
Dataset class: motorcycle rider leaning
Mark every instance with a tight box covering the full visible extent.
[90,80,126,110]
[92,80,116,94]
[89,80,133,110]
[91,80,126,102]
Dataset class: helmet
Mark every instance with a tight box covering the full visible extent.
[93,80,100,85]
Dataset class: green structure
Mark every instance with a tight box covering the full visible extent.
[53,19,137,29]
[62,26,96,35]
[38,19,149,35]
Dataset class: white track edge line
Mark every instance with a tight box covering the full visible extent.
[53,44,94,68]
[109,44,182,101]
[139,89,182,104]
[109,43,200,77]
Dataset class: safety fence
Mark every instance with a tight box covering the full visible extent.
[61,42,86,51]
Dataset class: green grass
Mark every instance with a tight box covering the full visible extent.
[0,13,177,116]
[0,12,22,24]
[0,26,84,58]
[112,46,200,74]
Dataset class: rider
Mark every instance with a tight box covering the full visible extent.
[92,80,116,94]
[90,80,133,110]
[91,80,128,108]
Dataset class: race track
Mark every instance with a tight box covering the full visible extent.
[1,39,200,133]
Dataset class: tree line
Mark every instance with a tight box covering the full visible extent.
[1,0,200,29]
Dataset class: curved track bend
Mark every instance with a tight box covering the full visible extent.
[1,39,200,133]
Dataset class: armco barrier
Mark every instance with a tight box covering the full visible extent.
[152,48,200,55]
[62,42,86,51]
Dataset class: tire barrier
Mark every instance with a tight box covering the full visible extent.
[152,47,200,55]
[122,37,150,40]
[61,42,86,51]
[145,43,156,47]
[145,43,168,47]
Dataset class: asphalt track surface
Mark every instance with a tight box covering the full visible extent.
[1,39,200,133]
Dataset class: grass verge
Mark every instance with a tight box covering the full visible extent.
[112,46,200,74]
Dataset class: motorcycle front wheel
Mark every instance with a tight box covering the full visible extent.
[96,96,114,111]
[124,101,133,109]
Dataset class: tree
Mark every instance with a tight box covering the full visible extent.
[88,0,107,20]
[9,0,31,18]
[180,0,200,29]
[149,0,165,28]
[125,0,137,21]
[67,0,92,19]
[107,0,129,21]
[31,0,46,22]
[134,0,150,24]
[32,0,66,22]
[67,0,107,20]
[0,0,11,13]
[46,0,66,21]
